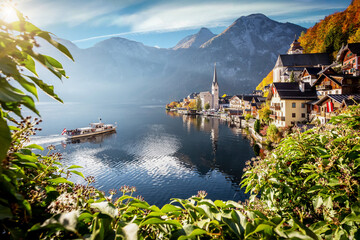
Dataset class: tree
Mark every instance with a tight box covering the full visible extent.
[245,113,253,121]
[266,124,280,143]
[258,105,271,125]
[289,71,295,82]
[204,102,210,110]
[188,100,197,109]
[254,119,260,133]
[196,97,202,111]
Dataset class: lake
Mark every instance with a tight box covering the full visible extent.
[30,102,255,206]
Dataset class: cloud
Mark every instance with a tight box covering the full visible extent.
[108,1,346,32]
[16,0,139,27]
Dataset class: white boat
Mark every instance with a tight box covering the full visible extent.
[64,121,116,139]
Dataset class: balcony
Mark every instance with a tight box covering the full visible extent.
[270,105,281,111]
[270,114,276,120]
[316,85,332,91]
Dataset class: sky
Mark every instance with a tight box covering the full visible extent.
[2,0,352,49]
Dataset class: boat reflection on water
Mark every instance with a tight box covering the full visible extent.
[63,131,116,146]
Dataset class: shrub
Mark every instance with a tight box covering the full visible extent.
[245,114,253,121]
[242,105,360,239]
[254,119,260,133]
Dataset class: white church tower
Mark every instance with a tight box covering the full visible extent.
[211,63,219,110]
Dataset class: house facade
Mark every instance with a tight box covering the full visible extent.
[267,82,317,127]
[310,94,360,124]
[337,43,360,75]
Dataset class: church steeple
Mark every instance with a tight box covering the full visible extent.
[212,62,218,86]
[211,63,219,110]
[287,35,304,54]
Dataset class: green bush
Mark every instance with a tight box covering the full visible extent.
[254,119,260,133]
[245,114,253,121]
[242,105,360,239]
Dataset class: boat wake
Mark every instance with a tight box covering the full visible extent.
[30,134,67,147]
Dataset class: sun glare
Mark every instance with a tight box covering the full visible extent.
[0,5,18,23]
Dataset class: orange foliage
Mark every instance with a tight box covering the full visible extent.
[299,0,360,57]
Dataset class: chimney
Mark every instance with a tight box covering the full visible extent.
[299,81,305,92]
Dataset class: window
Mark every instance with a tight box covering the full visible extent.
[292,113,296,118]
[301,103,305,108]
[292,102,296,108]
[281,103,283,108]
[301,113,305,118]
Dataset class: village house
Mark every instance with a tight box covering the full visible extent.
[267,82,318,127]
[337,43,360,75]
[312,67,360,97]
[300,67,322,85]
[219,95,232,111]
[250,96,266,117]
[310,94,360,124]
[273,38,331,83]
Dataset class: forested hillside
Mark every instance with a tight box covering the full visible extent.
[256,0,360,91]
[299,0,360,58]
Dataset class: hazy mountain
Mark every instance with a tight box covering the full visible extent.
[37,14,306,104]
[173,28,216,50]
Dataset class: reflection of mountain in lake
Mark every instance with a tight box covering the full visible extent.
[167,112,254,186]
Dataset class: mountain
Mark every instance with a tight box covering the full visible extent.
[299,0,360,58]
[173,28,216,50]
[37,14,305,104]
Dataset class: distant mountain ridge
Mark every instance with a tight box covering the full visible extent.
[173,28,216,50]
[38,14,305,103]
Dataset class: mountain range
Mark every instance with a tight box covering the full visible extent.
[37,13,305,104]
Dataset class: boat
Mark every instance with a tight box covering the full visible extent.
[63,121,116,139]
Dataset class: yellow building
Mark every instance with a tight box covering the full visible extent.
[267,82,317,127]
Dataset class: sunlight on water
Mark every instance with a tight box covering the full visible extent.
[124,124,189,178]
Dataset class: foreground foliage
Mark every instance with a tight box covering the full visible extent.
[242,105,360,239]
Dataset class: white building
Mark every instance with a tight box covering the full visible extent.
[199,63,220,110]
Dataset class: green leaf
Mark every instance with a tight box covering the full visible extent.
[161,204,182,213]
[0,204,13,220]
[16,77,38,100]
[178,228,208,240]
[313,196,323,210]
[47,177,73,185]
[36,31,74,61]
[67,165,83,169]
[26,76,63,103]
[70,170,85,178]
[246,224,272,237]
[24,144,44,151]
[0,115,11,161]
[140,217,182,227]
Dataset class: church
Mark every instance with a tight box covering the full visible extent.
[272,37,331,82]
[199,63,219,110]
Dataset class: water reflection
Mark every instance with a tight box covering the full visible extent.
[166,112,254,187]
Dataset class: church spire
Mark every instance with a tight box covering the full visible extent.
[212,62,218,85]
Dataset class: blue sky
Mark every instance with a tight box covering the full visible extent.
[7,0,352,49]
